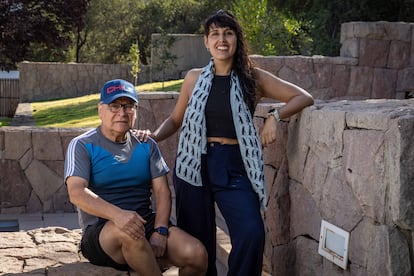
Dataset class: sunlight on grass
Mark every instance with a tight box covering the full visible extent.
[0,117,12,126]
[31,79,183,128]
[32,94,101,128]
[136,79,183,92]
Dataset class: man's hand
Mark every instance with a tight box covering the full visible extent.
[113,210,147,240]
[149,232,167,257]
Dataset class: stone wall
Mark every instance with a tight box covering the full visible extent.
[17,34,210,103]
[1,93,414,275]
[2,21,414,275]
[18,62,139,102]
[150,34,211,80]
[251,22,414,101]
[16,21,414,105]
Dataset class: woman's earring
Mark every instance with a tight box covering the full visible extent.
[206,48,210,52]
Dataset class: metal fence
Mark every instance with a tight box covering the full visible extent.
[0,78,20,117]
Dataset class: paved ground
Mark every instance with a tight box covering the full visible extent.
[10,102,35,126]
[0,213,178,276]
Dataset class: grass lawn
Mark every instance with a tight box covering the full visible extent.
[0,117,12,126]
[0,79,183,128]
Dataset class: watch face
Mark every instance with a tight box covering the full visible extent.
[156,227,168,236]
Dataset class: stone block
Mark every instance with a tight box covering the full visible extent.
[344,129,386,222]
[251,55,285,75]
[340,38,359,58]
[347,66,374,98]
[286,106,314,183]
[0,160,32,208]
[372,68,398,98]
[0,130,4,151]
[349,219,411,275]
[313,63,332,89]
[289,181,321,241]
[293,236,323,275]
[32,129,64,161]
[319,167,363,231]
[412,27,414,66]
[331,64,350,98]
[1,127,32,160]
[388,40,411,69]
[279,66,313,90]
[47,262,130,275]
[353,21,388,40]
[309,108,345,160]
[264,163,290,245]
[384,21,413,41]
[19,148,33,170]
[340,22,354,43]
[397,67,414,92]
[25,159,63,203]
[26,191,43,213]
[301,150,328,203]
[359,39,389,67]
[268,244,294,276]
[387,115,414,229]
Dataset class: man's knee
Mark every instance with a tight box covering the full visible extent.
[168,228,208,270]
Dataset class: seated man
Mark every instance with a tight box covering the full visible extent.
[64,79,207,276]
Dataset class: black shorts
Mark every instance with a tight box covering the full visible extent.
[80,212,170,271]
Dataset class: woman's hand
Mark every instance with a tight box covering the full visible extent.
[131,129,152,142]
[260,115,277,147]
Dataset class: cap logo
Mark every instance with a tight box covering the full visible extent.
[106,84,131,94]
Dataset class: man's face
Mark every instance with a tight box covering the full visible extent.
[98,97,137,141]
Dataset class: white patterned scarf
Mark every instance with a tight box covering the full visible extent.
[175,60,267,208]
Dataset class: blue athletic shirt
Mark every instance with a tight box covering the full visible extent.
[64,127,169,232]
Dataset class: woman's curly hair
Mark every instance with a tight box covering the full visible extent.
[203,9,257,114]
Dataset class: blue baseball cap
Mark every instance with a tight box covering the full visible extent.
[100,79,138,104]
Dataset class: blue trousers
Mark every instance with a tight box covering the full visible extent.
[174,142,265,276]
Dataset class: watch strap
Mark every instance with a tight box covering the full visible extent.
[267,108,281,121]
[154,226,169,236]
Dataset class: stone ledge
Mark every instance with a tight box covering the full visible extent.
[0,227,179,275]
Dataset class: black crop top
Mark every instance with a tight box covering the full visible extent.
[205,75,237,139]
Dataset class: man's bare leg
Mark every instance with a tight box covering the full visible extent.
[99,221,162,276]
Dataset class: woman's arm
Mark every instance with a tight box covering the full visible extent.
[152,69,202,142]
[254,67,314,146]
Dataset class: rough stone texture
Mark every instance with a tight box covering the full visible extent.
[2,97,414,276]
[359,38,389,67]
[287,99,414,276]
[14,22,413,107]
[1,21,414,276]
[0,227,136,275]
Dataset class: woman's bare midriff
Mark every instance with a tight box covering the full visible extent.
[207,137,238,145]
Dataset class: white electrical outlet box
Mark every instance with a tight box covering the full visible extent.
[318,220,349,269]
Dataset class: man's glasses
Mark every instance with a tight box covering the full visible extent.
[107,103,137,114]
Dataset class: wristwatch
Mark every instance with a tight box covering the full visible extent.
[267,108,281,121]
[154,226,169,236]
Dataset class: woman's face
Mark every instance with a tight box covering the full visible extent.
[204,24,237,62]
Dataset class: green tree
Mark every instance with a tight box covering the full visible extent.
[152,33,177,88]
[0,0,89,70]
[269,0,414,55]
[232,0,313,55]
[78,0,229,66]
[128,41,141,85]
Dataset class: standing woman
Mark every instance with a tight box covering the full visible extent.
[149,9,314,276]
